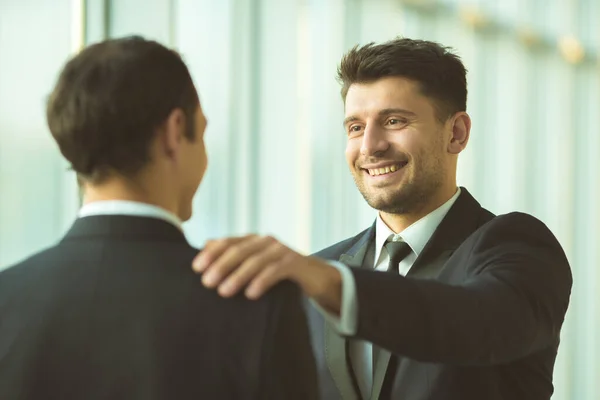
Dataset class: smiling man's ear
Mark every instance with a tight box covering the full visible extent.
[448,112,471,154]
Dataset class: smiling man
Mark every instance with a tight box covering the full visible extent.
[193,38,572,400]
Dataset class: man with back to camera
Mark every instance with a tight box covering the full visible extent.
[192,38,572,400]
[0,36,318,400]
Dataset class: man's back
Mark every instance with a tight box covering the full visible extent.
[0,215,318,400]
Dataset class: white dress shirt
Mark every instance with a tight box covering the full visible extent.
[316,188,461,398]
[78,200,183,230]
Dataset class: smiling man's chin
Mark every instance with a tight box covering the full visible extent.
[358,181,422,214]
[358,185,400,210]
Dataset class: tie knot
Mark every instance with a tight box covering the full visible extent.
[384,240,411,273]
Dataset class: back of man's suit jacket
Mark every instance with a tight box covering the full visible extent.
[0,215,318,400]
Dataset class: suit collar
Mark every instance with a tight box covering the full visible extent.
[62,215,187,243]
[414,187,483,258]
[79,200,183,231]
[374,187,461,264]
[338,187,483,268]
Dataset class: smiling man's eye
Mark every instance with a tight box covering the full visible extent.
[387,118,406,125]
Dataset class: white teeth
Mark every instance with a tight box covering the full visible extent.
[367,163,404,176]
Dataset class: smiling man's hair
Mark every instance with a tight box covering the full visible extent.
[337,38,468,122]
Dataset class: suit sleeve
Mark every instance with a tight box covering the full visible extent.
[352,212,572,365]
[258,282,320,400]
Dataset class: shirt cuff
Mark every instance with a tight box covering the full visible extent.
[309,261,358,336]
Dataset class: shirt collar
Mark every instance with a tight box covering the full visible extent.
[375,187,461,263]
[78,200,183,231]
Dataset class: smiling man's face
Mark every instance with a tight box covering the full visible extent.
[344,76,451,215]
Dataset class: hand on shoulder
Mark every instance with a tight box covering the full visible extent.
[192,234,343,314]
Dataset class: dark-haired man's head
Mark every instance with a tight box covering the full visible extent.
[338,38,471,230]
[47,36,207,221]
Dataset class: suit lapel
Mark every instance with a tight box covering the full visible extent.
[325,224,375,400]
[369,249,451,400]
[409,187,484,276]
[370,347,392,400]
[370,188,485,399]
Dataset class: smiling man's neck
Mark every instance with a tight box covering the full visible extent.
[380,185,458,233]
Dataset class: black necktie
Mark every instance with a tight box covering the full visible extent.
[372,239,412,381]
[384,240,412,274]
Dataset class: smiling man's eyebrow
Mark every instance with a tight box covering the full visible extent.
[378,108,417,117]
[343,108,417,127]
[343,116,360,127]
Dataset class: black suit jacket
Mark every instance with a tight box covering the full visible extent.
[309,188,572,400]
[0,215,318,400]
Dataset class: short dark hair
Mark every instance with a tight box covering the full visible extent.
[46,36,199,183]
[337,38,467,121]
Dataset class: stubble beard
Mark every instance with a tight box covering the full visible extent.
[352,162,443,215]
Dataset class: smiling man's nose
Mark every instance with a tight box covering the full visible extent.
[360,127,389,157]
